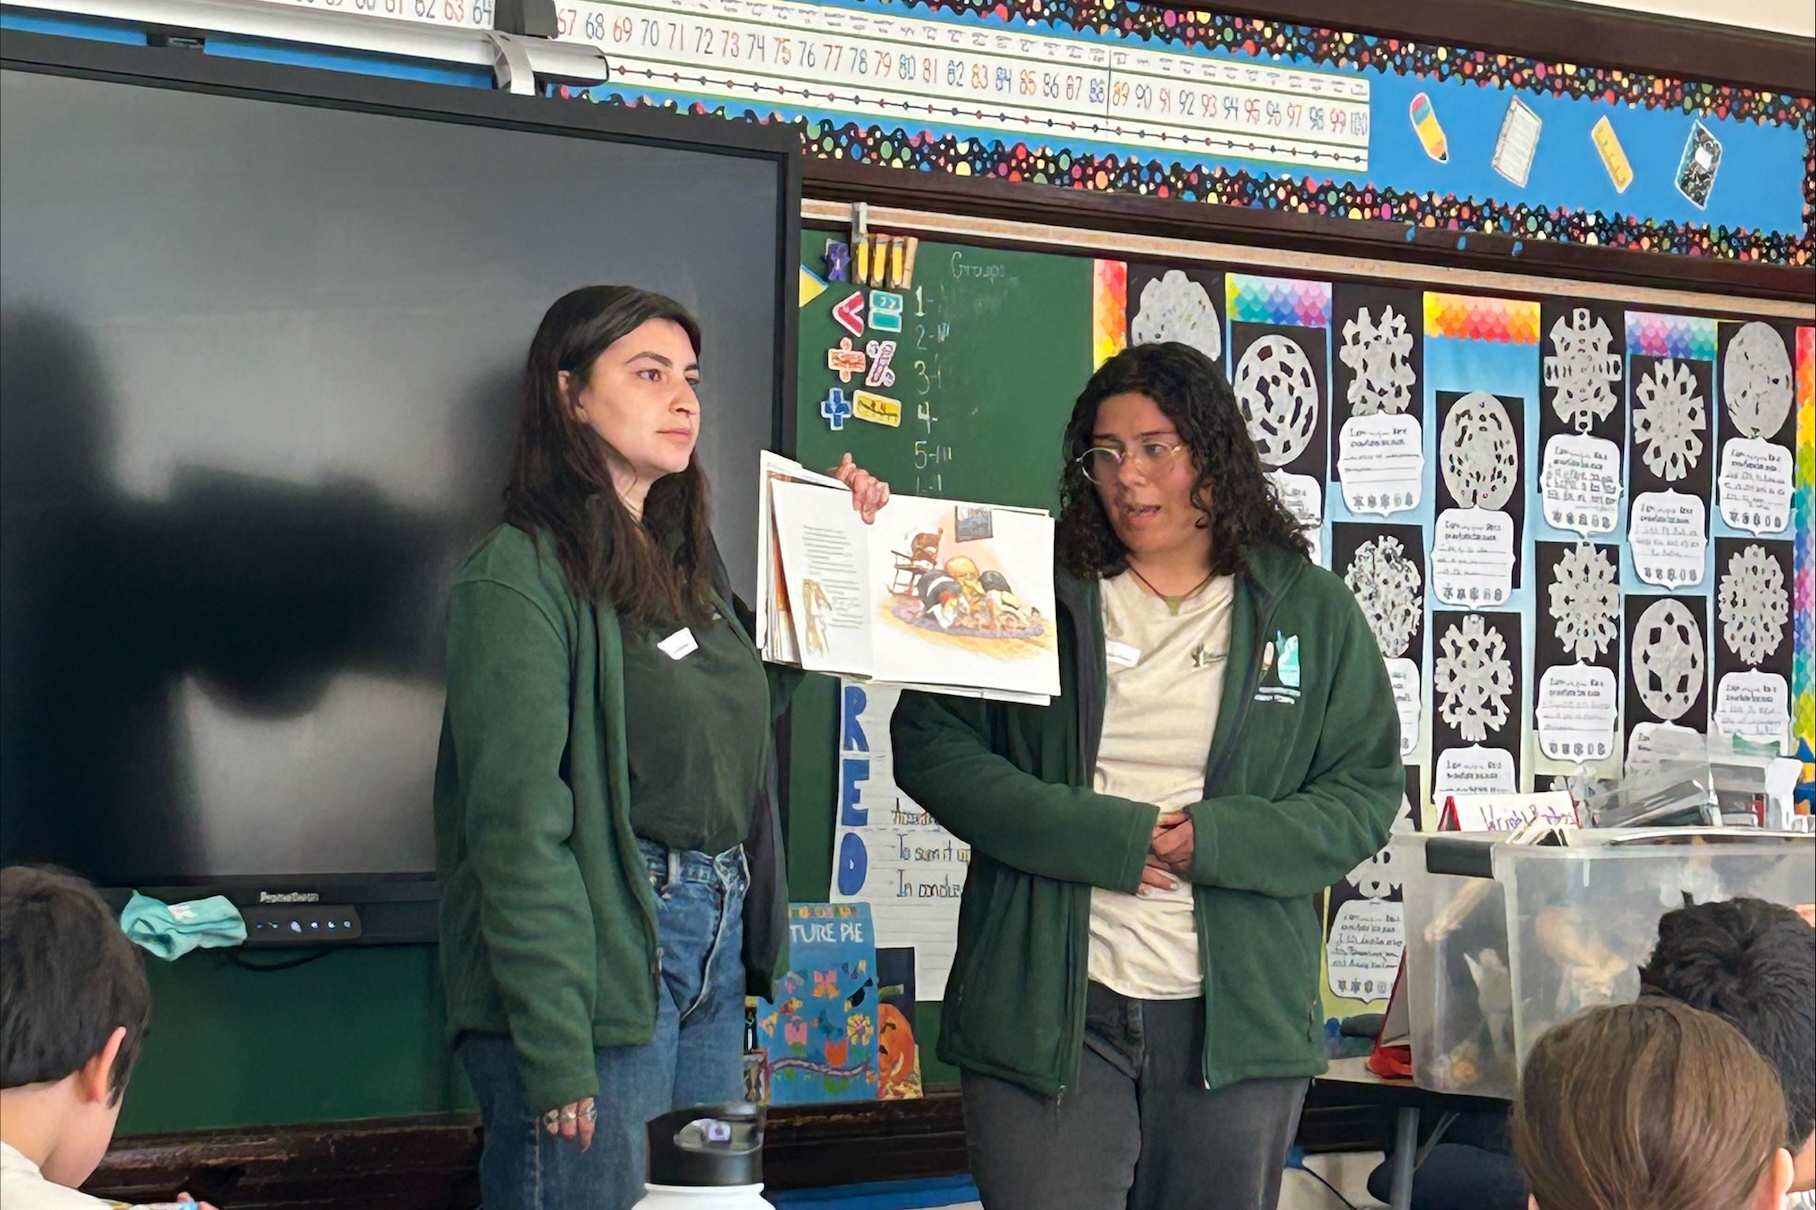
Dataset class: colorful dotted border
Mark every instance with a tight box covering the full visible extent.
[562,0,1816,266]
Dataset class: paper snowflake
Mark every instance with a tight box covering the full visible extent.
[1722,321,1793,440]
[1433,614,1515,743]
[1346,848,1399,899]
[1547,543,1619,662]
[1344,536,1422,658]
[1717,544,1789,667]
[1544,308,1621,433]
[1631,358,1705,482]
[1233,334,1319,468]
[1631,599,1704,722]
[1439,392,1518,511]
[1339,305,1416,417]
[1131,270,1221,363]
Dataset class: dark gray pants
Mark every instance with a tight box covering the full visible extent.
[961,982,1308,1210]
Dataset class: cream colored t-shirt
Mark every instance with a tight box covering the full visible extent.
[1088,570,1236,1000]
[0,1142,116,1209]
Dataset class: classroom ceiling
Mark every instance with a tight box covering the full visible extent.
[1562,0,1813,38]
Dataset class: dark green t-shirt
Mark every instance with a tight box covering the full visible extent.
[622,599,770,855]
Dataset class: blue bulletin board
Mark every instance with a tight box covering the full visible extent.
[563,0,1815,265]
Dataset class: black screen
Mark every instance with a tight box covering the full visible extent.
[0,63,786,883]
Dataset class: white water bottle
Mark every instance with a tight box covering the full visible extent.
[630,1103,770,1210]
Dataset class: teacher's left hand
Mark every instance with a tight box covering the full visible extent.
[832,453,891,524]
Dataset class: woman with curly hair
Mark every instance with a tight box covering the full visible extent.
[891,341,1401,1210]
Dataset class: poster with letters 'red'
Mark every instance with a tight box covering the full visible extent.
[753,904,879,1105]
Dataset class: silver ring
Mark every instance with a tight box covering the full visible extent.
[581,1103,598,1123]
[560,1108,578,1122]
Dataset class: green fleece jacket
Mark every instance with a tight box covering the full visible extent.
[891,542,1401,1096]
[433,524,792,1113]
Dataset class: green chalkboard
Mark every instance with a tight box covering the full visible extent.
[795,239,1096,510]
[787,238,1100,1086]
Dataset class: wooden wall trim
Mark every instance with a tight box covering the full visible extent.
[802,195,1816,320]
[1143,0,1816,96]
[84,1096,1392,1208]
[801,161,1816,307]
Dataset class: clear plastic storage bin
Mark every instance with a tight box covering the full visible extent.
[1397,830,1813,1100]
[1397,832,1519,1099]
[1494,833,1814,1080]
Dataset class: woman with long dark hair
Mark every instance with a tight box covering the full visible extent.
[435,286,886,1210]
[892,341,1400,1210]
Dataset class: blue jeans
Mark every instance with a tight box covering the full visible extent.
[458,839,749,1210]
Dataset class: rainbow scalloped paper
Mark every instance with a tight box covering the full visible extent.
[1093,260,1128,369]
[1625,310,1717,361]
[1423,293,1541,344]
[1227,275,1332,328]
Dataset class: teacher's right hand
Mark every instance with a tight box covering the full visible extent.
[543,1097,597,1151]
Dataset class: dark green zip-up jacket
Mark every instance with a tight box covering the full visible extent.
[433,523,792,1114]
[891,541,1400,1096]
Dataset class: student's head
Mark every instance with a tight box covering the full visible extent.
[1513,998,1794,1210]
[504,286,714,624]
[1639,897,1816,1191]
[1057,342,1309,579]
[1,866,151,1186]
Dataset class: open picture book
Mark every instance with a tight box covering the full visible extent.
[755,453,1059,702]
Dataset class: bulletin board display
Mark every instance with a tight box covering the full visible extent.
[787,230,1816,1030]
[558,0,1814,266]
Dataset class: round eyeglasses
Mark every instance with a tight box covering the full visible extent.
[1075,440,1186,485]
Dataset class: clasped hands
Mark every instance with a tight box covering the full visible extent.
[1140,809,1193,894]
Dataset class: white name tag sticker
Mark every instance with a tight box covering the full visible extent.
[658,628,699,660]
[1105,640,1141,669]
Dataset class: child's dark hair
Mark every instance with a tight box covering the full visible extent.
[1639,896,1816,1150]
[1,866,151,1102]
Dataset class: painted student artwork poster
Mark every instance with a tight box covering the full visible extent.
[1623,593,1710,759]
[1333,522,1426,761]
[1331,284,1425,519]
[1534,541,1622,766]
[1429,609,1523,796]
[1715,320,1797,539]
[1227,275,1332,564]
[1538,301,1625,540]
[1711,538,1794,752]
[1624,313,1716,592]
[753,903,879,1106]
[1125,264,1224,366]
[875,947,923,1100]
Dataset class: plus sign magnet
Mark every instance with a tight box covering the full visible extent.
[820,387,853,432]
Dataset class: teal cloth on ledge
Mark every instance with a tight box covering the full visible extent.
[121,891,247,960]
